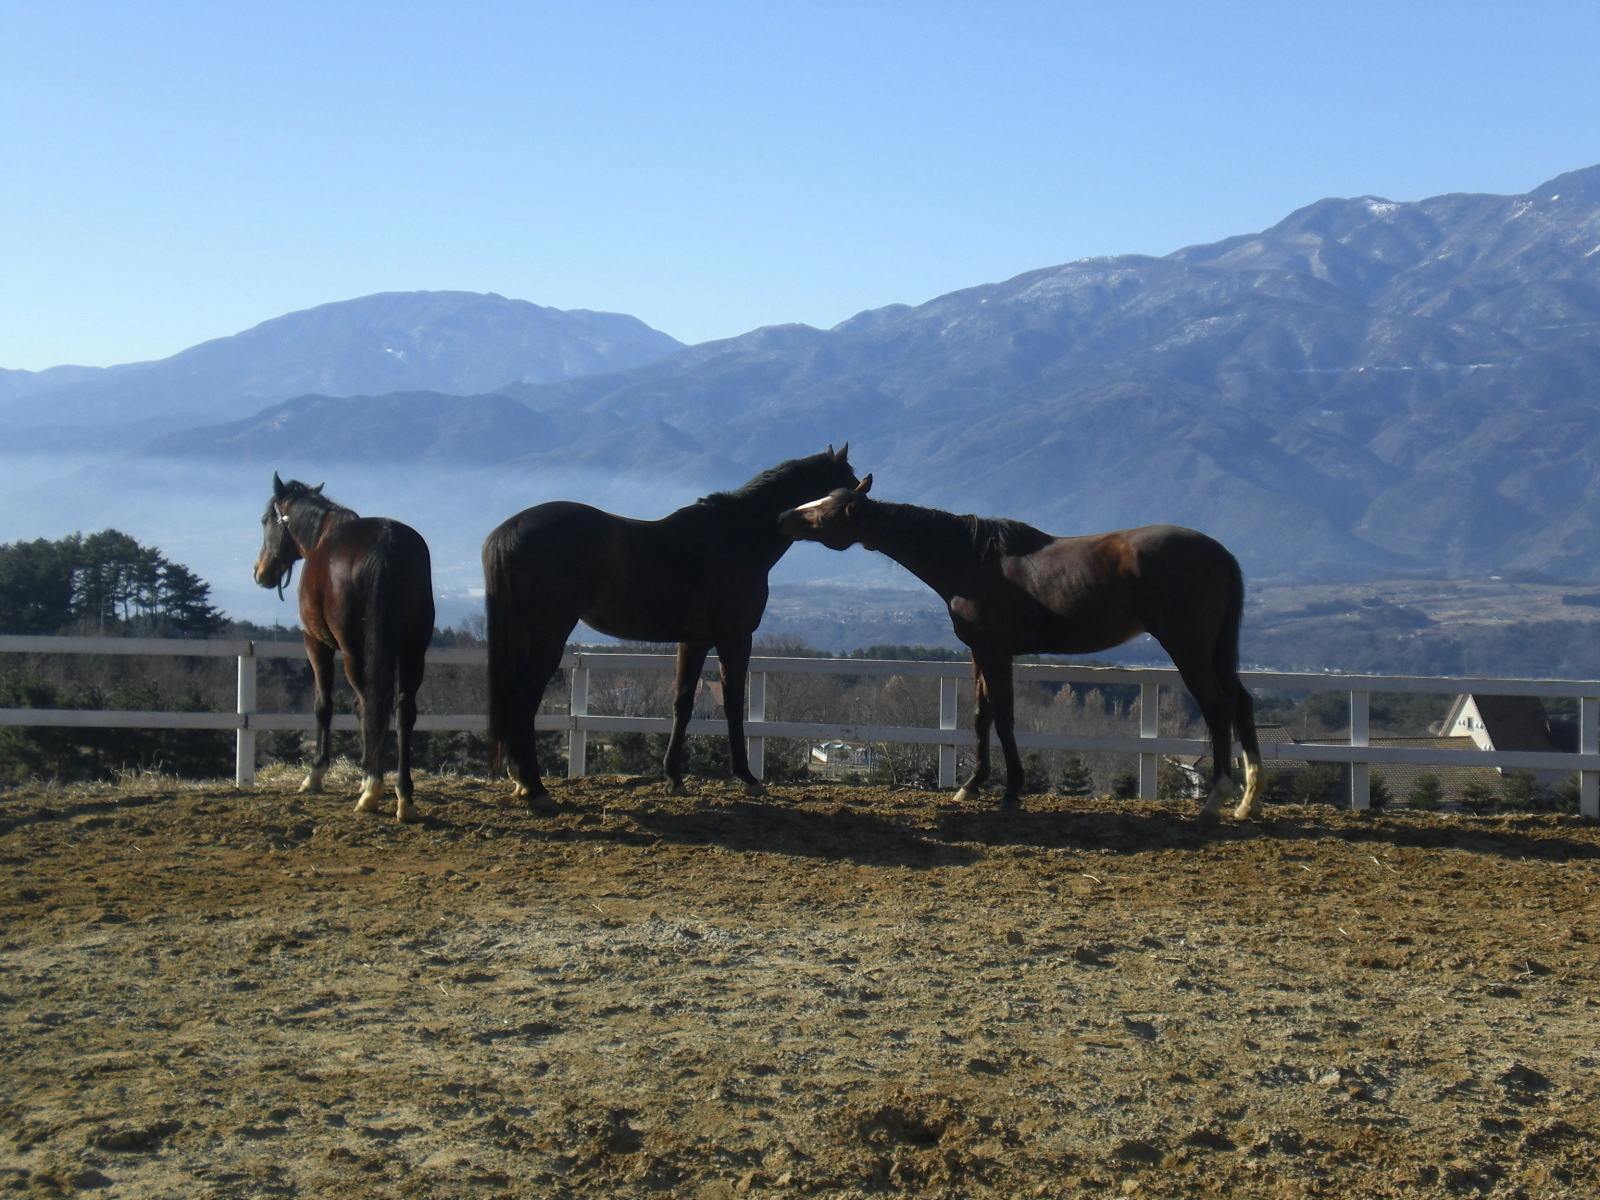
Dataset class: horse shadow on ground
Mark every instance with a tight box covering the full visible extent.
[252,779,1600,871]
[412,787,982,869]
[935,799,1600,865]
[1254,806,1600,864]
[0,790,170,839]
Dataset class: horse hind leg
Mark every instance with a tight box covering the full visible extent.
[1231,685,1265,821]
[348,651,395,818]
[1168,648,1236,825]
[393,647,425,823]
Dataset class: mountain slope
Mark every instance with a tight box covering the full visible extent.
[1,291,684,432]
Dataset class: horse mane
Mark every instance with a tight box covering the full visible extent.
[279,480,359,548]
[693,451,834,512]
[676,451,847,546]
[874,501,1053,562]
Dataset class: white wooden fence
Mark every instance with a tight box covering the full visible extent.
[2,634,1596,819]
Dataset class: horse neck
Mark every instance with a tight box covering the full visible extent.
[857,502,971,599]
[288,500,357,556]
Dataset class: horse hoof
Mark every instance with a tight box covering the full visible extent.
[1232,801,1259,822]
[1194,807,1221,829]
[743,779,767,798]
[997,794,1021,812]
[354,776,385,814]
[667,781,688,797]
[396,801,420,824]
[299,771,324,795]
[952,787,975,805]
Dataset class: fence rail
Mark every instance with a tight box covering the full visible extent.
[2,634,1596,819]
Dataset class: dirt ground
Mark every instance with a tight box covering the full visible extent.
[3,766,1600,1199]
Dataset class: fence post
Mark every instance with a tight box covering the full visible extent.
[747,669,766,781]
[235,644,257,789]
[567,657,588,779]
[1349,690,1370,811]
[1138,682,1159,800]
[1582,696,1598,820]
[938,674,958,789]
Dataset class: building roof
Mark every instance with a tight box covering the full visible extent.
[1441,693,1555,752]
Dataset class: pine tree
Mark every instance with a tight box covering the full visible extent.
[1058,754,1093,797]
[1407,773,1443,811]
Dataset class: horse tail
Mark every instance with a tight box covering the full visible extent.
[347,530,404,783]
[482,523,527,769]
[1214,544,1263,812]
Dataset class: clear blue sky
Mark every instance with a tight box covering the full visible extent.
[5,0,1598,369]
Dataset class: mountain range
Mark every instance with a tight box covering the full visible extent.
[10,165,1600,584]
[0,291,683,438]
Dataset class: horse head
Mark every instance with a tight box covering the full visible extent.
[778,474,873,550]
[253,471,322,597]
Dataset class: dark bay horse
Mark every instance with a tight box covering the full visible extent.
[779,477,1263,821]
[253,473,435,822]
[483,445,859,803]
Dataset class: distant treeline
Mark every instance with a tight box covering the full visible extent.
[0,530,223,637]
[1,531,231,782]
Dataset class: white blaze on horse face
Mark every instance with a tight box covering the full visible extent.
[782,494,835,539]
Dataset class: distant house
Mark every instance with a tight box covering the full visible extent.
[809,740,879,779]
[1158,693,1572,811]
[1196,720,1500,810]
[1440,693,1555,754]
[1437,693,1568,785]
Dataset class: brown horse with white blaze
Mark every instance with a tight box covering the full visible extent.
[253,473,435,822]
[779,477,1264,822]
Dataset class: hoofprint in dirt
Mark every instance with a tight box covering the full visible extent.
[2,769,1598,1199]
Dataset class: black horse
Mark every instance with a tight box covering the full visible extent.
[483,446,859,802]
[780,477,1263,820]
[254,474,435,822]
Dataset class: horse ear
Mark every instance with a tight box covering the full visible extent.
[855,474,872,496]
[834,441,849,462]
[312,482,324,494]
[272,471,286,498]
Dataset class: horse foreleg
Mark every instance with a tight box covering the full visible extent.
[301,640,335,794]
[663,642,710,794]
[980,656,1025,810]
[954,660,992,804]
[716,636,764,797]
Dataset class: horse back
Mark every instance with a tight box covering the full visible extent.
[302,517,434,652]
[980,524,1235,654]
[482,500,763,641]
